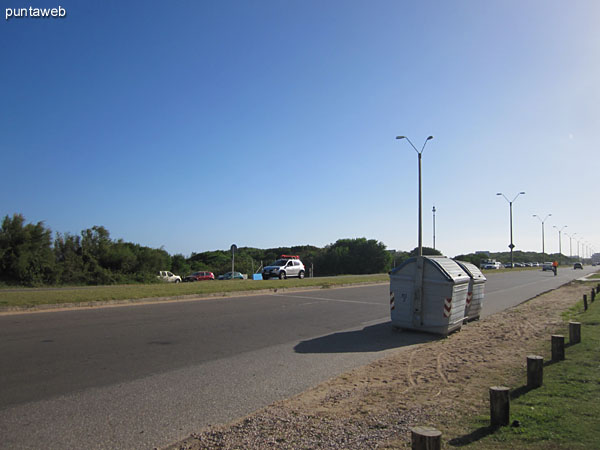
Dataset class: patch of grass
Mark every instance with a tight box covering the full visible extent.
[586,273,600,279]
[0,274,389,309]
[457,300,600,449]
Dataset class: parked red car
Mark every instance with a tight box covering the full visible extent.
[183,271,215,281]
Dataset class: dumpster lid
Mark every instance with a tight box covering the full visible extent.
[455,260,487,281]
[391,256,470,283]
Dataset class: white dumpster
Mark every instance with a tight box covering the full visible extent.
[455,260,486,322]
[389,256,470,335]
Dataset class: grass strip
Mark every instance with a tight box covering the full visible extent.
[463,296,600,449]
[0,274,388,309]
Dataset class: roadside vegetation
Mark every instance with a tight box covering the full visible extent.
[462,290,600,449]
[0,213,588,289]
[0,213,395,287]
[0,273,389,309]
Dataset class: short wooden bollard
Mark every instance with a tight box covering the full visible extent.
[592,289,596,302]
[490,386,510,426]
[569,321,581,344]
[583,295,588,311]
[527,355,544,388]
[551,335,565,361]
[410,426,441,450]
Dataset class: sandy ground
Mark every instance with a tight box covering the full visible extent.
[164,280,597,449]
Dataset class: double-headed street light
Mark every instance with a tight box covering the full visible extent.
[497,192,526,267]
[553,225,567,255]
[532,214,551,255]
[564,232,573,258]
[396,135,434,257]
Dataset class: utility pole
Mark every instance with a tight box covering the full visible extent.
[432,205,436,250]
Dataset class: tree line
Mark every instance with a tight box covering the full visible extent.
[0,214,397,286]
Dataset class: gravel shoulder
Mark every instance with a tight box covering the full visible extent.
[164,281,593,449]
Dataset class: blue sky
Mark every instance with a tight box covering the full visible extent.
[1,0,599,258]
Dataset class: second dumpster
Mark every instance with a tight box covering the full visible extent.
[454,260,486,322]
[389,256,470,335]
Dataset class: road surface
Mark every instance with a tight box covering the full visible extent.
[0,266,596,449]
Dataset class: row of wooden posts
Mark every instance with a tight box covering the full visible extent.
[410,282,600,450]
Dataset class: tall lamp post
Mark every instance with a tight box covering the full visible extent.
[396,135,434,327]
[565,232,573,258]
[497,192,526,267]
[396,135,434,257]
[553,225,567,255]
[532,214,551,255]
[432,205,437,250]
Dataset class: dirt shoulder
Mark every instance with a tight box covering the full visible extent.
[165,281,594,449]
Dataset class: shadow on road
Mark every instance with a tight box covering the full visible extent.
[294,322,439,354]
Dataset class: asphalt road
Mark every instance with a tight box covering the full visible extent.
[0,266,597,449]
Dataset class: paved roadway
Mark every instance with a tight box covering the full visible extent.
[0,266,597,449]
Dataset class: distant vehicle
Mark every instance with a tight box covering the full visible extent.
[481,259,502,270]
[504,263,514,268]
[524,262,533,267]
[157,271,181,283]
[514,262,525,267]
[262,255,306,280]
[531,262,540,267]
[542,262,554,271]
[183,271,215,282]
[218,271,244,280]
[573,262,583,270]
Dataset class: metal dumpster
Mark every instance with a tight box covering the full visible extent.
[454,260,486,322]
[389,256,470,335]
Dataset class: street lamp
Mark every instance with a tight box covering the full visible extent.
[432,205,437,250]
[396,135,434,257]
[532,214,551,255]
[553,225,567,255]
[565,232,573,258]
[571,233,579,259]
[497,192,526,267]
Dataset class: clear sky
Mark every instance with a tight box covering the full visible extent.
[2,0,599,258]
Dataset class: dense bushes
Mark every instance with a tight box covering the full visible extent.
[0,214,395,286]
[1,215,170,286]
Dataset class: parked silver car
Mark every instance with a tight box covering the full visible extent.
[262,256,305,280]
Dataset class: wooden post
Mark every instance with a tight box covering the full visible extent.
[527,355,543,388]
[489,386,510,426]
[569,321,581,344]
[583,294,588,311]
[551,335,565,361]
[410,426,441,450]
[410,427,442,450]
[592,289,595,302]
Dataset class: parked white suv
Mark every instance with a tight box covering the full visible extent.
[157,270,182,283]
[262,256,305,280]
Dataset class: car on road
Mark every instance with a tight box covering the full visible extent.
[183,271,215,282]
[218,271,244,280]
[157,271,182,283]
[542,262,554,271]
[481,260,502,270]
[262,255,306,280]
[573,262,583,270]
